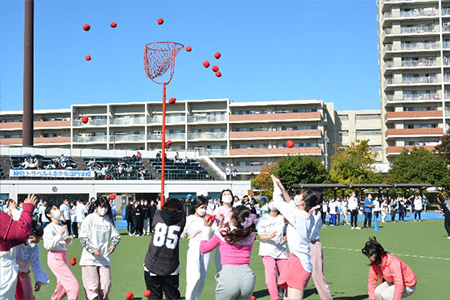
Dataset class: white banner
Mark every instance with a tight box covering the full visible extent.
[9,169,95,178]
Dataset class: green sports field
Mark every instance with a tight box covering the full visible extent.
[34,219,450,299]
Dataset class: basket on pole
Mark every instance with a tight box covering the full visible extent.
[144,41,184,207]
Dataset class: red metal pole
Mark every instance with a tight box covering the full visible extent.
[161,82,166,208]
[23,0,34,147]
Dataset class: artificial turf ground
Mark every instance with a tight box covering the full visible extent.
[34,217,450,300]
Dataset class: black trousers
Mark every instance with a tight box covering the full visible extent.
[391,209,397,222]
[132,217,139,234]
[72,221,78,238]
[350,209,358,227]
[321,211,327,225]
[64,219,72,236]
[144,271,180,300]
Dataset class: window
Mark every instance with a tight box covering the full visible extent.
[338,115,349,121]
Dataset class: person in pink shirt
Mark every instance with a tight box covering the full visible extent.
[212,189,234,273]
[201,206,258,300]
[362,237,417,300]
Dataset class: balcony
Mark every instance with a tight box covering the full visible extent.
[386,145,436,155]
[443,8,450,16]
[229,112,321,122]
[148,133,186,140]
[187,114,227,123]
[73,135,107,143]
[401,25,435,34]
[187,132,227,140]
[229,129,321,139]
[385,110,443,121]
[230,147,322,157]
[0,136,71,145]
[148,116,163,124]
[73,119,107,127]
[0,120,71,130]
[203,149,227,156]
[385,76,438,88]
[109,118,145,126]
[386,128,443,138]
[401,42,440,51]
[110,134,146,142]
[147,115,186,124]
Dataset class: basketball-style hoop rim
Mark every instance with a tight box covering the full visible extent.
[144,41,184,51]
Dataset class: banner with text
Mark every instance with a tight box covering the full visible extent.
[9,169,95,178]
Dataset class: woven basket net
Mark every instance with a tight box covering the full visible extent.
[144,41,184,85]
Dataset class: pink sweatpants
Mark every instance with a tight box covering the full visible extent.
[310,241,333,300]
[262,256,287,300]
[81,265,111,300]
[47,251,79,300]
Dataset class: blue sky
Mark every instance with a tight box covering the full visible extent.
[0,0,380,112]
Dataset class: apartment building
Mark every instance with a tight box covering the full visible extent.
[337,110,383,162]
[378,0,449,162]
[0,99,340,179]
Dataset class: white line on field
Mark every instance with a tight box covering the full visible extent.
[323,246,450,261]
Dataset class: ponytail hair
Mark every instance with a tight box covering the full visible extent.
[300,188,323,212]
[361,236,388,266]
[221,206,257,244]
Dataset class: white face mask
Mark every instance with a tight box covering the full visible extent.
[197,208,206,217]
[222,195,233,204]
[28,242,37,248]
[52,210,61,220]
[98,208,108,216]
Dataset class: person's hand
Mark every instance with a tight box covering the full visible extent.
[204,217,213,227]
[60,226,68,236]
[282,236,287,242]
[63,236,72,244]
[34,281,43,292]
[24,194,38,206]
[107,245,115,255]
[93,249,101,256]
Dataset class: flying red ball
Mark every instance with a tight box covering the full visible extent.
[125,292,134,300]
[214,52,221,59]
[203,61,210,68]
[215,71,222,78]
[85,55,91,61]
[186,46,192,52]
[81,116,89,124]
[205,214,215,223]
[109,194,116,200]
[110,22,117,28]
[166,140,172,147]
[251,296,256,300]
[169,97,176,104]
[212,65,219,72]
[286,140,295,148]
[83,24,90,31]
[144,290,151,297]
[157,18,164,25]
[70,257,77,266]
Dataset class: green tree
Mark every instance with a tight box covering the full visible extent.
[388,147,450,189]
[435,129,450,165]
[250,163,277,199]
[273,155,330,187]
[330,140,383,184]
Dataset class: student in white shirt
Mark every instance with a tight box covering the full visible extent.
[13,221,49,300]
[79,197,121,300]
[257,200,288,300]
[59,199,72,236]
[181,196,215,300]
[328,199,337,226]
[348,193,361,230]
[271,175,320,300]
[340,197,350,225]
[43,205,79,300]
[414,196,423,222]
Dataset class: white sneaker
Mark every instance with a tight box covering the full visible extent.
[355,227,361,230]
[351,227,354,230]
[448,236,450,239]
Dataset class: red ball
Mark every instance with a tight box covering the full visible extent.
[157,18,164,25]
[169,98,176,104]
[214,52,221,59]
[286,140,295,148]
[85,55,91,61]
[215,71,222,77]
[70,257,77,266]
[125,292,134,300]
[81,116,89,124]
[205,214,215,223]
[144,290,151,297]
[203,61,210,68]
[251,296,256,300]
[212,65,219,72]
[83,24,90,31]
[166,140,172,147]
[109,194,116,200]
[186,46,192,52]
[110,22,117,28]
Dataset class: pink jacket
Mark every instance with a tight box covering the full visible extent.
[368,253,417,300]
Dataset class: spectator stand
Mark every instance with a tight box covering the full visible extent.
[149,157,213,180]
[84,156,151,180]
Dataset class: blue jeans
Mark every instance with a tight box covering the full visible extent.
[364,212,372,228]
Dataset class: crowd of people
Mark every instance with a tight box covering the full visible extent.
[4,184,450,300]
[16,154,77,170]
[85,157,147,180]
[320,193,429,229]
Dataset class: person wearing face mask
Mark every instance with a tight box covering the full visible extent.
[13,221,49,300]
[43,203,79,300]
[143,200,151,235]
[79,197,120,300]
[181,196,216,300]
[131,201,142,236]
[212,189,234,273]
[256,200,288,300]
[364,194,374,229]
